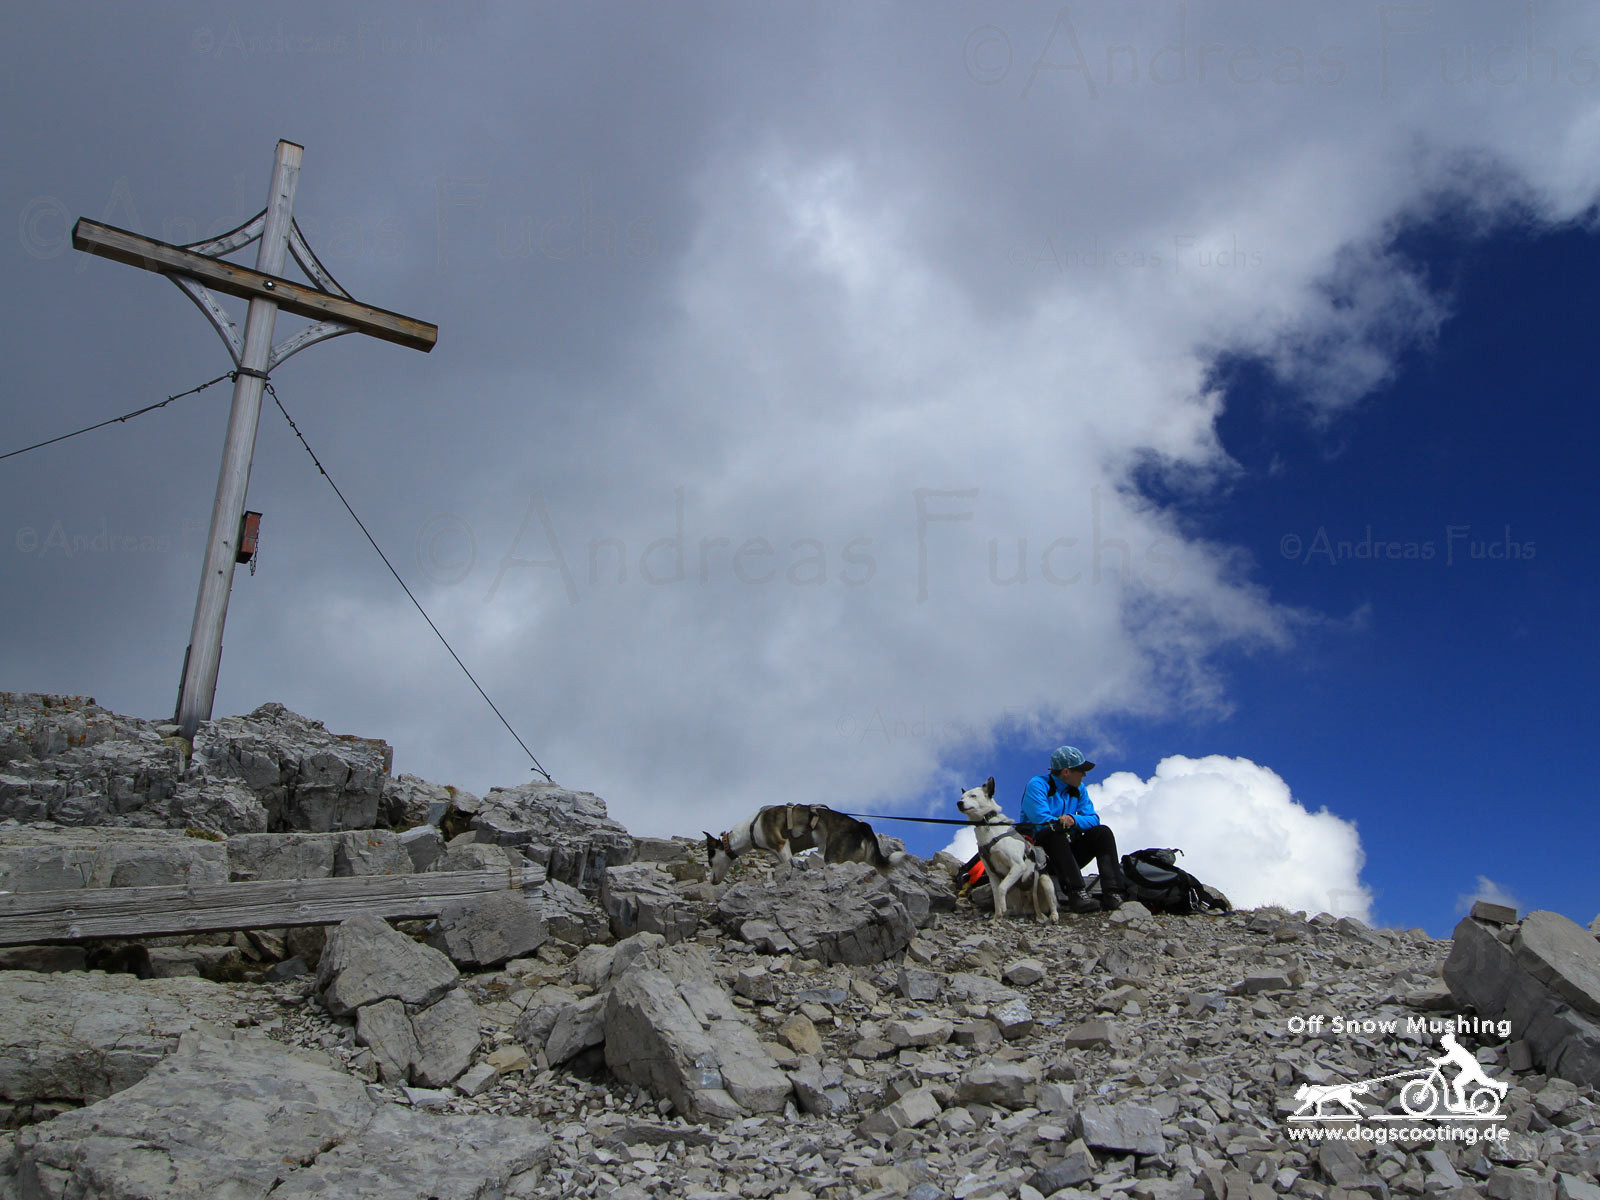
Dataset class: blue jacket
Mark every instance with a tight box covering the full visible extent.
[1018,773,1101,832]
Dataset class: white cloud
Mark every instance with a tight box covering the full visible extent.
[935,754,1370,923]
[1092,755,1372,921]
[10,2,1600,881]
[1455,876,1521,918]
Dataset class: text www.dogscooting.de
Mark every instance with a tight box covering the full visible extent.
[1287,1124,1508,1146]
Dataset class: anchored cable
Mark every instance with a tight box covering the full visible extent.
[3,367,553,781]
[266,382,553,781]
[0,371,234,462]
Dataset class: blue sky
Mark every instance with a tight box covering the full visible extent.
[3,4,1598,941]
[928,219,1599,937]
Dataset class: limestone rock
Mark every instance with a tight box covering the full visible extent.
[1512,910,1600,1022]
[716,860,919,965]
[1473,900,1520,925]
[0,693,224,829]
[0,825,229,892]
[381,773,473,830]
[315,913,459,1016]
[472,781,635,892]
[534,875,611,945]
[544,994,607,1064]
[600,862,701,943]
[957,1059,1042,1109]
[603,946,790,1119]
[397,823,445,872]
[1078,1102,1166,1155]
[355,998,419,1085]
[4,1030,551,1199]
[1031,1141,1097,1193]
[226,830,337,880]
[409,986,481,1087]
[427,891,548,968]
[333,829,413,876]
[1446,913,1600,1087]
[0,970,243,1105]
[193,702,393,832]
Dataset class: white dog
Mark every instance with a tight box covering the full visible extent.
[957,777,1058,923]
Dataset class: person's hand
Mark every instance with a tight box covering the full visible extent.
[1060,815,1075,830]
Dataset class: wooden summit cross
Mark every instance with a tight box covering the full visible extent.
[72,140,437,740]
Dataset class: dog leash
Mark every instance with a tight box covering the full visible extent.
[842,812,1012,827]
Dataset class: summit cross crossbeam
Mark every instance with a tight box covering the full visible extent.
[71,139,437,739]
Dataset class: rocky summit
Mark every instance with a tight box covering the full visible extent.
[2,693,1598,1200]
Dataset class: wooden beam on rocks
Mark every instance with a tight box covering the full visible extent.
[0,867,543,946]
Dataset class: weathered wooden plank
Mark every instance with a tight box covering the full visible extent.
[71,218,438,353]
[0,868,541,945]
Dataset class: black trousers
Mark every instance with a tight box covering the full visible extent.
[1031,822,1126,896]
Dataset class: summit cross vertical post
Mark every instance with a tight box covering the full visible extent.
[71,139,438,740]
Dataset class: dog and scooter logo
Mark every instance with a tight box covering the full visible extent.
[1284,1014,1511,1143]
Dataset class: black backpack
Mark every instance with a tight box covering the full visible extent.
[1119,848,1231,915]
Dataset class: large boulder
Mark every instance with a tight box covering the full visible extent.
[316,914,480,1087]
[0,970,245,1106]
[4,1029,552,1199]
[1445,911,1600,1087]
[0,825,229,892]
[226,831,338,881]
[315,913,458,1016]
[599,862,701,943]
[0,695,394,835]
[469,782,635,892]
[380,773,472,830]
[0,693,253,830]
[193,703,393,832]
[427,891,549,968]
[603,944,791,1120]
[715,859,922,965]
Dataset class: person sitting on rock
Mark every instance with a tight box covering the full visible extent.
[1016,745,1127,914]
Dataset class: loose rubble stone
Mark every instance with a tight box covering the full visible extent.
[1078,1102,1166,1155]
[1060,1018,1121,1048]
[1031,1140,1097,1192]
[7,692,1600,1200]
[1003,957,1046,986]
[957,1060,1041,1109]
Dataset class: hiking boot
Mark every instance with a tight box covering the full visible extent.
[1100,891,1124,912]
[1063,889,1099,914]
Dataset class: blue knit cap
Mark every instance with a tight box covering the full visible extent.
[1050,745,1095,772]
